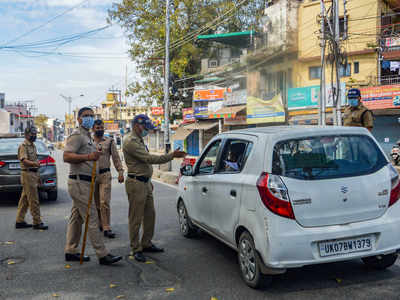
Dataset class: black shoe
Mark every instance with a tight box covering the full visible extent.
[33,223,48,230]
[65,253,90,262]
[99,254,122,265]
[134,252,146,263]
[15,222,33,229]
[104,230,116,239]
[142,244,164,253]
[99,226,103,232]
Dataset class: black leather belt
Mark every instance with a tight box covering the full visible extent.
[69,174,93,182]
[128,175,150,183]
[99,168,110,174]
[24,168,38,172]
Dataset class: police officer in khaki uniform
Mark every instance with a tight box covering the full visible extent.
[343,88,373,132]
[63,107,122,265]
[15,127,48,230]
[123,114,186,262]
[92,119,124,238]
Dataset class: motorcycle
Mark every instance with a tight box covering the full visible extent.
[391,143,400,166]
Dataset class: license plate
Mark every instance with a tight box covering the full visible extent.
[319,235,373,257]
[8,163,21,170]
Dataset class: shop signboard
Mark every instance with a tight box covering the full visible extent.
[183,108,194,121]
[225,89,247,106]
[151,106,164,115]
[288,83,346,110]
[360,84,400,109]
[247,93,285,124]
[193,89,226,102]
[194,100,224,118]
[224,115,247,126]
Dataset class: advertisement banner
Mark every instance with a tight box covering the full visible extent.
[360,85,400,109]
[194,101,223,118]
[183,108,194,121]
[288,83,346,110]
[193,89,226,102]
[247,94,285,124]
[151,106,164,115]
[225,89,247,106]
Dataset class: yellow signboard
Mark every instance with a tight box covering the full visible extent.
[106,93,117,102]
[247,93,285,124]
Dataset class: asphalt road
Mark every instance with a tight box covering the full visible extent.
[1,150,400,300]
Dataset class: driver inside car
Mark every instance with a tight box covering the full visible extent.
[224,143,245,172]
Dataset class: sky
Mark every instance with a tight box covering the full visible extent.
[0,0,136,120]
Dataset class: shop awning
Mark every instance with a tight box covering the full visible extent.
[183,121,218,131]
[197,31,256,48]
[193,77,223,84]
[172,126,193,141]
[209,105,246,119]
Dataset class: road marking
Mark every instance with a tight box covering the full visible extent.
[152,179,178,190]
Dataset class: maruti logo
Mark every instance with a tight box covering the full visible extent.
[341,186,349,194]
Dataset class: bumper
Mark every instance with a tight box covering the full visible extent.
[0,178,57,193]
[259,203,400,269]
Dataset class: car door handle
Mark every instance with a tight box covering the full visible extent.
[202,187,208,193]
[230,190,237,197]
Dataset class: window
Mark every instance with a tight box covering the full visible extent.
[272,135,387,180]
[354,62,359,74]
[309,66,322,80]
[217,140,254,173]
[340,63,351,77]
[197,140,222,175]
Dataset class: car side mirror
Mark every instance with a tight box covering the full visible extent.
[180,164,193,176]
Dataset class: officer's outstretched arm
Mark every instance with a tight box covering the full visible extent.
[125,140,174,165]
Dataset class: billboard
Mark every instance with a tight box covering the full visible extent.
[225,89,247,106]
[151,107,164,115]
[360,85,400,110]
[183,108,194,121]
[193,89,226,102]
[288,83,346,110]
[106,92,118,102]
[247,93,285,124]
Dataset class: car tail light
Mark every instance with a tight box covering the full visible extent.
[389,164,400,207]
[256,172,295,219]
[39,156,56,166]
[0,161,5,168]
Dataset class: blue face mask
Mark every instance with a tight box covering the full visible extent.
[81,116,94,129]
[141,129,149,137]
[348,98,359,107]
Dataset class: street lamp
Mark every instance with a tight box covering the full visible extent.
[60,94,84,136]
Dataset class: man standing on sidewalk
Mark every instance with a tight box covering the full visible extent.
[15,127,48,230]
[92,119,124,238]
[123,114,187,263]
[63,107,122,265]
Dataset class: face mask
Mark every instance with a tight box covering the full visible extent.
[95,130,104,137]
[141,130,149,137]
[81,116,94,129]
[348,99,359,107]
[29,135,36,142]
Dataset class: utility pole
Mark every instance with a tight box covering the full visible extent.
[164,0,171,171]
[333,0,341,126]
[60,94,83,136]
[319,0,326,126]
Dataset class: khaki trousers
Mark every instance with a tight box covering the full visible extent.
[64,179,108,258]
[16,171,41,225]
[94,172,112,231]
[125,177,155,254]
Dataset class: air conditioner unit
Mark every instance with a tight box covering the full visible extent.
[209,60,219,68]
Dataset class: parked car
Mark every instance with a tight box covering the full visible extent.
[177,126,400,288]
[0,135,58,201]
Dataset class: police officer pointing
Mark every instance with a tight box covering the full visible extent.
[15,127,48,230]
[63,107,122,265]
[123,114,186,262]
[343,88,373,132]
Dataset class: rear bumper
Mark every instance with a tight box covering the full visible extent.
[259,203,400,269]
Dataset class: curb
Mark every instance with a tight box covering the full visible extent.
[152,169,179,185]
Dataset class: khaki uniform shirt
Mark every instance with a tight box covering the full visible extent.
[64,126,97,176]
[18,139,38,171]
[343,104,373,129]
[94,137,124,175]
[123,131,174,178]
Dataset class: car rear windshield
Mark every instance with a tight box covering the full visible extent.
[272,135,387,180]
[0,139,48,154]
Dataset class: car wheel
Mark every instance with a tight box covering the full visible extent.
[178,200,197,238]
[362,254,398,270]
[238,231,270,289]
[47,190,58,201]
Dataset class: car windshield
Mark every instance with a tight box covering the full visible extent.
[0,138,48,154]
[272,135,387,180]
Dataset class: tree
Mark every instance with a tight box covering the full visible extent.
[108,0,265,107]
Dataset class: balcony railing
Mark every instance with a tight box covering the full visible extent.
[380,75,400,85]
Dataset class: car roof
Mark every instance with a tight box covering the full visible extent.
[221,126,369,139]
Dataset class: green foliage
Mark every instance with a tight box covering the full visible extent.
[109,0,265,106]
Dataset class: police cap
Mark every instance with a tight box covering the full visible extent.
[132,114,155,130]
[347,88,361,99]
[24,126,37,135]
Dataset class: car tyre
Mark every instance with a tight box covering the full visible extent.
[178,200,197,238]
[47,190,58,201]
[362,253,398,270]
[238,231,271,289]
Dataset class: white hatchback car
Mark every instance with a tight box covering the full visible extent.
[177,126,400,288]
